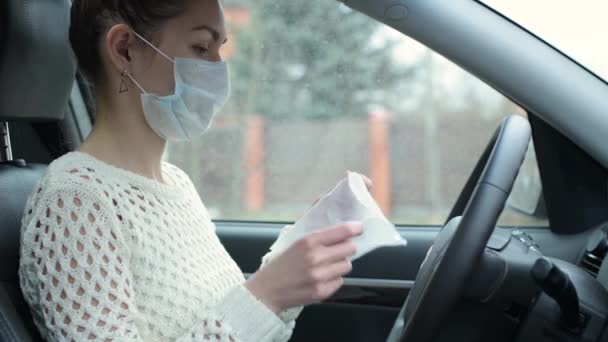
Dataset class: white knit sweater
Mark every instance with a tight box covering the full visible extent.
[18,151,300,341]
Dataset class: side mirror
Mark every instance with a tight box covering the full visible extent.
[507,185,546,218]
[506,141,547,219]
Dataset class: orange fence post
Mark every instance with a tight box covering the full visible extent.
[369,111,392,215]
[244,115,265,212]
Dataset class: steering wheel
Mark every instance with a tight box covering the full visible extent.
[387,115,531,342]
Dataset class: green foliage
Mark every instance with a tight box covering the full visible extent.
[229,0,417,120]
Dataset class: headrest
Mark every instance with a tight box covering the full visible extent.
[0,162,48,282]
[0,0,76,122]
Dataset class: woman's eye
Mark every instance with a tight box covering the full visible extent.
[193,46,209,56]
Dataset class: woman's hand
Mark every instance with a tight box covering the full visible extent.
[245,221,362,313]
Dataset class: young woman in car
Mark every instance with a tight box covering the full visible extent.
[18,1,367,341]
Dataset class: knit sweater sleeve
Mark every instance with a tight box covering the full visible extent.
[19,185,292,342]
[260,225,305,329]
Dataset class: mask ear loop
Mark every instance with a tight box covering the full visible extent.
[126,71,147,94]
[118,65,146,94]
[126,31,176,94]
[132,31,175,63]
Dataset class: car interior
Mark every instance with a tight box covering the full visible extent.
[2,0,608,341]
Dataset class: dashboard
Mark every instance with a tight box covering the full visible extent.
[504,225,608,342]
[437,226,608,342]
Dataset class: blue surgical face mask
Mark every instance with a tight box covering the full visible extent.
[127,32,231,141]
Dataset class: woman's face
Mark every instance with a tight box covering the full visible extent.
[127,0,227,97]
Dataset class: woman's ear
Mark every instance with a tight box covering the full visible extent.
[104,24,134,74]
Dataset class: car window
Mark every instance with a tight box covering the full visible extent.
[165,0,548,227]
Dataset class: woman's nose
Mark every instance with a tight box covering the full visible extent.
[209,49,223,62]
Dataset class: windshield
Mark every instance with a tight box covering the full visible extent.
[480,0,608,82]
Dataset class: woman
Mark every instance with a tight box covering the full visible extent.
[18,0,366,341]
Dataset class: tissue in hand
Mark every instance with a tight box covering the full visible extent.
[269,172,407,260]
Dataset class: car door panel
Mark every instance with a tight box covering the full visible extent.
[291,303,399,342]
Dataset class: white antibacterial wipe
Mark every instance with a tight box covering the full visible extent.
[268,172,407,260]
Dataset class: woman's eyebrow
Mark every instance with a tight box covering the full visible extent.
[191,24,228,44]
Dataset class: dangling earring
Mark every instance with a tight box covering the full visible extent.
[119,67,129,93]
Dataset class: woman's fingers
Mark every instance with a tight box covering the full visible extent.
[307,221,362,247]
[311,259,352,283]
[250,222,360,310]
[347,170,373,190]
[319,239,357,264]
[362,174,373,190]
[311,276,345,301]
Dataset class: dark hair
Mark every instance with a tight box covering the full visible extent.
[69,0,189,82]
